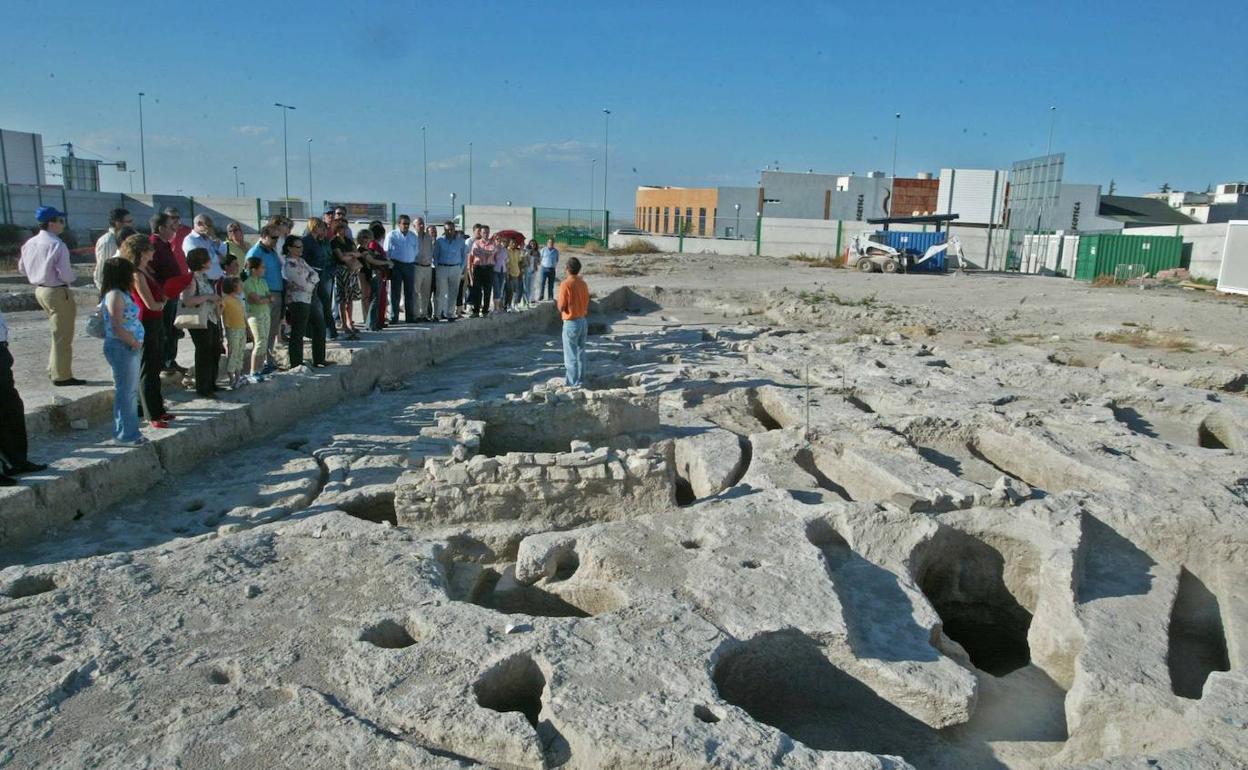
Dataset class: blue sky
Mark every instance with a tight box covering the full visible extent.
[2,0,1244,213]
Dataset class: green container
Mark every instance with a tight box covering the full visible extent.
[1074,233,1183,282]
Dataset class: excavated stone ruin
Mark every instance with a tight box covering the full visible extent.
[2,295,1246,770]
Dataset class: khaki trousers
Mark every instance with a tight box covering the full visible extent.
[34,286,76,381]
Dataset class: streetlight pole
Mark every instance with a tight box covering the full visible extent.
[734,203,741,238]
[240,181,246,197]
[274,102,296,214]
[422,126,429,221]
[138,92,147,193]
[468,142,473,205]
[450,192,457,223]
[1045,105,1057,157]
[891,112,901,179]
[128,170,135,193]
[233,165,239,197]
[602,109,611,237]
[306,139,313,215]
[590,158,595,212]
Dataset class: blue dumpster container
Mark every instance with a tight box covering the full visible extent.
[876,231,947,272]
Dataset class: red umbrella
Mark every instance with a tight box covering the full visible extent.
[494,229,525,246]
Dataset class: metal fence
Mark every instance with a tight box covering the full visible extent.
[533,207,611,247]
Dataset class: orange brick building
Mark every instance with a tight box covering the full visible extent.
[634,187,718,235]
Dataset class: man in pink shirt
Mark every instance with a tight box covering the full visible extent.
[18,206,83,386]
[467,225,496,317]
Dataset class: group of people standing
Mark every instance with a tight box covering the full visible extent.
[10,203,586,448]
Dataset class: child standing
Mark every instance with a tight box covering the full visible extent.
[221,277,248,388]
[556,257,590,388]
[243,257,272,382]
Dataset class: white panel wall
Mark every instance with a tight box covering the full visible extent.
[463,205,534,239]
[1217,221,1248,295]
[0,129,45,185]
[937,168,1007,225]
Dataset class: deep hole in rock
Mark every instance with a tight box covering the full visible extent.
[550,550,580,582]
[474,653,546,728]
[741,559,761,569]
[915,529,1033,676]
[1197,416,1237,451]
[447,562,622,618]
[712,629,944,755]
[339,492,398,526]
[748,392,783,431]
[693,704,721,724]
[674,476,697,506]
[1168,568,1230,699]
[360,619,419,649]
[805,519,853,574]
[680,539,702,550]
[5,574,57,598]
[206,668,231,685]
[845,394,875,414]
[794,449,854,501]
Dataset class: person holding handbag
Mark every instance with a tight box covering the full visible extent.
[179,249,223,398]
[98,257,145,444]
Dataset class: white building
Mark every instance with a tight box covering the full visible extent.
[1145,183,1248,223]
[936,168,1008,225]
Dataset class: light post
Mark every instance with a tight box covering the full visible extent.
[128,170,136,193]
[233,165,239,197]
[602,108,611,237]
[306,139,313,215]
[891,112,901,179]
[734,203,741,238]
[240,181,246,197]
[450,192,456,223]
[137,92,147,193]
[590,158,596,212]
[274,102,296,215]
[421,125,429,221]
[468,142,473,205]
[1045,105,1057,157]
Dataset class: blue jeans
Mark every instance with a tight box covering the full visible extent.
[562,317,587,387]
[522,270,534,303]
[104,338,141,442]
[540,268,557,300]
[492,271,506,304]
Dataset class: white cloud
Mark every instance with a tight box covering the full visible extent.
[429,153,470,171]
[489,140,596,170]
[234,125,270,137]
[147,134,194,148]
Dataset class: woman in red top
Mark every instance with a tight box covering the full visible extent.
[119,234,173,428]
[364,221,393,332]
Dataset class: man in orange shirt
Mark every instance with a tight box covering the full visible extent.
[556,257,590,387]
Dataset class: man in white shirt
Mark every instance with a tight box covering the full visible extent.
[384,215,419,323]
[19,206,83,385]
[94,208,133,286]
[182,214,229,281]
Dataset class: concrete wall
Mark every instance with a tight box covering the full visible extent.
[1127,222,1229,280]
[463,205,534,240]
[937,168,1007,225]
[714,186,760,238]
[607,232,757,256]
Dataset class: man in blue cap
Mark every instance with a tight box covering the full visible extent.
[18,206,83,386]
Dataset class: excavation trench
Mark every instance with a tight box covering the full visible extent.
[1168,568,1230,699]
[913,528,1037,677]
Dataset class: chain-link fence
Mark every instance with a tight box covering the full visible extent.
[533,207,612,248]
